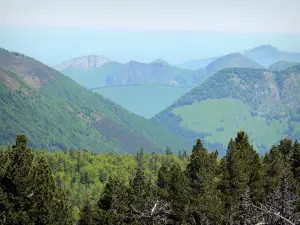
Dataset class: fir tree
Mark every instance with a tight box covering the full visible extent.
[219,131,264,223]
[78,201,98,225]
[186,138,222,224]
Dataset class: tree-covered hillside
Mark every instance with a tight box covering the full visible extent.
[0,48,191,153]
[153,66,300,155]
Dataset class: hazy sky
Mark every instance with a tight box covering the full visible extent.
[1,0,300,65]
[1,0,300,33]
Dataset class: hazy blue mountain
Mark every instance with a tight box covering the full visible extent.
[204,52,264,75]
[104,59,200,88]
[244,45,300,67]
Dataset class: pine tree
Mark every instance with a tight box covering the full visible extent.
[263,146,290,194]
[78,201,98,225]
[219,131,264,223]
[168,163,189,224]
[186,138,222,224]
[96,176,129,224]
[277,137,293,160]
[129,167,153,211]
[157,163,170,199]
[291,141,300,193]
[127,166,160,224]
[165,146,173,155]
[136,148,145,168]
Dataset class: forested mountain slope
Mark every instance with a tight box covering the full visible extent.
[0,48,191,153]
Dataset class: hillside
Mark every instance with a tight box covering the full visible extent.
[0,48,192,153]
[268,61,300,71]
[152,66,300,155]
[204,53,264,75]
[244,45,300,67]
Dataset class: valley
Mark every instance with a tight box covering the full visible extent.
[1,30,300,225]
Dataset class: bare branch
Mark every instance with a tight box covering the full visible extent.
[252,202,296,225]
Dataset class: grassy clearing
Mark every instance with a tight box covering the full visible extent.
[173,98,289,153]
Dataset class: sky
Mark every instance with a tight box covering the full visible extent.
[1,0,300,65]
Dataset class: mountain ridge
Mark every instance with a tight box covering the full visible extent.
[55,55,111,71]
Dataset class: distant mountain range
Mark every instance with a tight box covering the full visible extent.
[56,51,266,118]
[0,48,191,153]
[177,45,300,70]
[55,45,300,120]
[244,45,300,68]
[104,59,199,87]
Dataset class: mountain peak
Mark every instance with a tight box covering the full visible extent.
[55,55,111,71]
[246,45,279,54]
[150,58,170,66]
[205,52,264,74]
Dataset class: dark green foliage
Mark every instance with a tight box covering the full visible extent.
[0,135,74,224]
[78,201,99,225]
[168,163,189,223]
[219,131,264,222]
[263,146,290,194]
[157,164,170,199]
[186,139,222,223]
[96,176,129,224]
[128,167,157,223]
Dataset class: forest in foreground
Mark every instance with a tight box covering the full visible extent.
[1,131,300,225]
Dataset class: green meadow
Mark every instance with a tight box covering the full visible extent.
[173,98,289,152]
